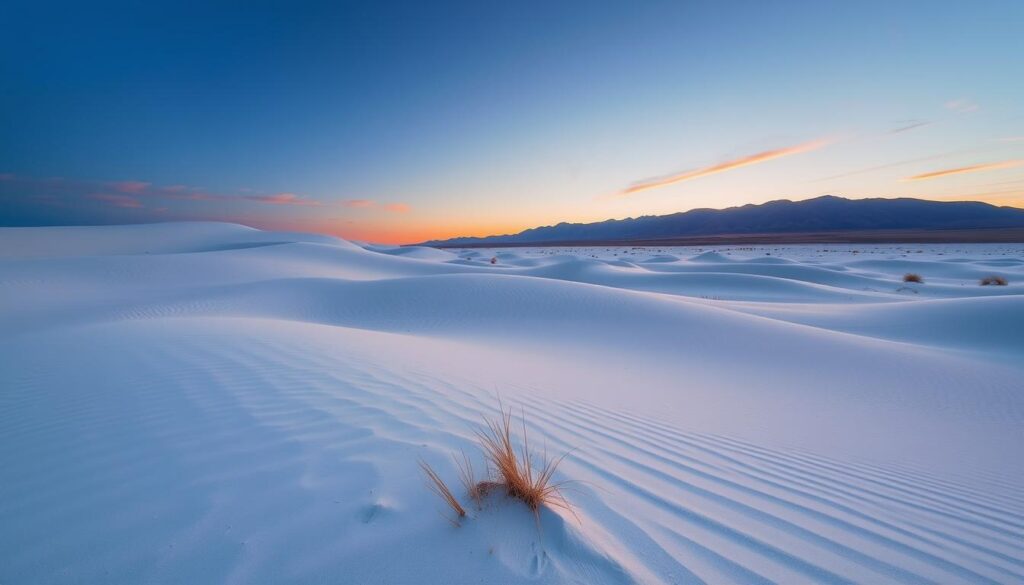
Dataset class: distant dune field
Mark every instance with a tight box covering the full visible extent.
[2,223,1022,584]
[432,227,1024,248]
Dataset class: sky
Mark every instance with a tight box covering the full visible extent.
[2,0,1023,244]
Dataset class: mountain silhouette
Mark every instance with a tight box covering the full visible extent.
[423,196,1024,246]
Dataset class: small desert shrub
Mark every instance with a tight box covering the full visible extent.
[474,406,574,521]
[903,273,924,284]
[421,404,575,526]
[980,275,1008,286]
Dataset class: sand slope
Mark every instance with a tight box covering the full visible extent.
[1,224,1022,584]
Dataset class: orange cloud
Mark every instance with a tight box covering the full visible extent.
[810,148,979,182]
[620,138,831,196]
[904,160,1024,181]
[344,199,375,208]
[384,203,411,213]
[339,199,411,213]
[244,192,321,206]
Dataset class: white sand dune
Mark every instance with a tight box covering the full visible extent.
[1,223,1022,584]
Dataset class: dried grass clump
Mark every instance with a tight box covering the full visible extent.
[419,460,465,524]
[980,275,1008,286]
[903,273,924,283]
[420,404,575,526]
[474,407,575,521]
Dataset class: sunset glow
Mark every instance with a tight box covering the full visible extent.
[2,1,1022,243]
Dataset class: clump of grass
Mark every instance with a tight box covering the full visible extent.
[980,275,1008,286]
[417,401,577,528]
[903,273,924,283]
[474,406,575,522]
[419,460,465,524]
[420,404,576,527]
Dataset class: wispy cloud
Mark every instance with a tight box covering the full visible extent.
[2,174,329,207]
[3,174,419,237]
[904,159,1024,181]
[243,192,320,206]
[945,99,979,114]
[341,199,411,213]
[888,120,932,134]
[619,138,831,196]
[123,183,324,206]
[343,199,375,208]
[809,147,984,182]
[110,180,150,194]
[384,202,411,213]
[90,193,144,208]
[972,177,1024,188]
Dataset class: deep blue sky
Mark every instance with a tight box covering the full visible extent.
[2,0,1023,242]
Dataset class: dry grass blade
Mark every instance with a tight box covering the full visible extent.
[475,409,526,498]
[455,449,483,508]
[419,460,466,522]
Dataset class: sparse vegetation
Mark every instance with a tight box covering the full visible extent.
[455,449,497,509]
[419,460,466,524]
[980,275,1008,286]
[420,404,575,526]
[903,273,924,283]
[474,407,574,521]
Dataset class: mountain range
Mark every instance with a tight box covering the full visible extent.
[423,196,1024,246]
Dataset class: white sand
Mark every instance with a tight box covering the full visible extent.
[1,223,1022,584]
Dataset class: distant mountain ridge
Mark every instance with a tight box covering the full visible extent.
[423,196,1024,246]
